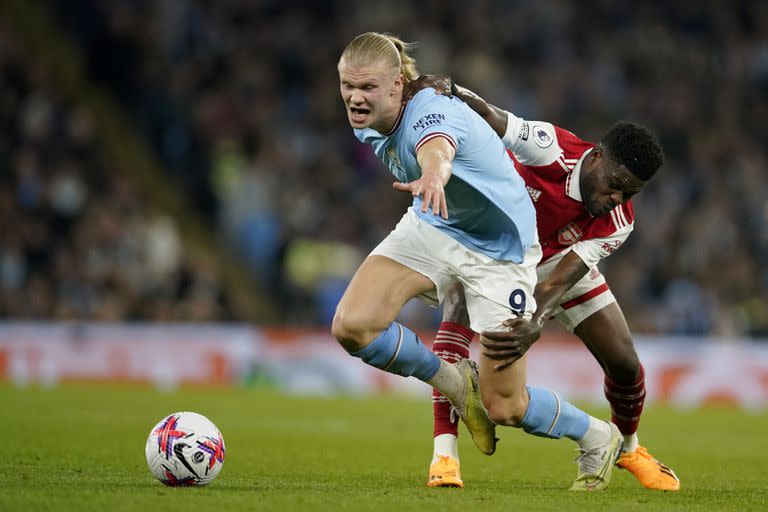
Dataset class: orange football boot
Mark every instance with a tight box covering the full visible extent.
[617,446,680,491]
[427,455,464,488]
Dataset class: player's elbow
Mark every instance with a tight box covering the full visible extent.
[488,110,508,139]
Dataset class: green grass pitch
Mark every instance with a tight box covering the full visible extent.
[1,384,766,511]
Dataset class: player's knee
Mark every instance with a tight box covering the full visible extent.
[331,310,362,352]
[484,393,528,427]
[605,347,642,384]
[331,307,380,353]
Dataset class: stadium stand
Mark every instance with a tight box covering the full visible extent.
[5,1,768,335]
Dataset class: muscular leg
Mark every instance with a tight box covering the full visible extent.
[332,255,434,352]
[434,285,606,436]
[573,302,641,385]
[573,302,644,448]
[333,255,456,393]
[428,287,622,490]
[478,348,529,426]
[332,255,479,427]
[573,301,680,490]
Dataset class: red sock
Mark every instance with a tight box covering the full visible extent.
[604,364,646,436]
[432,321,473,438]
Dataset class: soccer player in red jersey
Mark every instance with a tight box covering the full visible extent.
[410,78,680,491]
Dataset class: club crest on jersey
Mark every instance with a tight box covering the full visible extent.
[385,145,407,182]
[532,124,553,148]
[557,223,583,245]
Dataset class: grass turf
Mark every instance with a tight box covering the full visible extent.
[1,384,766,511]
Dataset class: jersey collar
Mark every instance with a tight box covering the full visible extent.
[383,105,405,136]
[565,148,592,202]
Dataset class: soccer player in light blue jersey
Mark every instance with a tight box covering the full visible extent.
[333,32,622,490]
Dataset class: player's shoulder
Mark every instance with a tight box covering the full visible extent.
[406,89,470,145]
[513,121,594,164]
[407,88,455,113]
[552,126,595,158]
[591,201,634,237]
[404,89,459,129]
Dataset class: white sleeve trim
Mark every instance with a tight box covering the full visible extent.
[501,111,526,149]
[570,222,634,268]
[500,111,561,166]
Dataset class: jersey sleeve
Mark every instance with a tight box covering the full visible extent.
[408,89,469,154]
[569,208,634,268]
[500,111,562,166]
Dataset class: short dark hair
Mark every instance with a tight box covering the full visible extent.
[600,122,664,181]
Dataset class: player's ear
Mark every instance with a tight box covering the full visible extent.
[590,146,603,164]
[392,73,404,95]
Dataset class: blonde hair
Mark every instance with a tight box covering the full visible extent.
[339,32,418,82]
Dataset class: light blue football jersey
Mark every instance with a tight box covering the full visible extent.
[354,88,536,263]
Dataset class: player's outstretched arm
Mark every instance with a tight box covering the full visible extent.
[481,251,590,371]
[393,136,454,219]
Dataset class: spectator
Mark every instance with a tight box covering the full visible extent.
[36,0,768,333]
[0,26,233,321]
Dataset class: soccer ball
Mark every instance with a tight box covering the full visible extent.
[145,411,226,486]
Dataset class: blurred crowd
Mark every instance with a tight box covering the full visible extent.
[0,26,232,321]
[24,0,768,335]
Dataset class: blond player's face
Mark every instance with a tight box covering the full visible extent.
[338,58,402,132]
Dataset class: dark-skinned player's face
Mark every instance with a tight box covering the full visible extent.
[580,147,646,217]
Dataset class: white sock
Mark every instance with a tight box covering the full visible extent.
[432,434,459,464]
[623,433,639,453]
[426,359,464,404]
[577,417,611,451]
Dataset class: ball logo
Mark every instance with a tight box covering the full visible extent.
[557,223,583,245]
[533,124,553,148]
[146,411,225,487]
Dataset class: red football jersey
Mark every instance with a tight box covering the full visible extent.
[501,114,634,266]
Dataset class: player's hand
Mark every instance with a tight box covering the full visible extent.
[480,317,542,372]
[402,74,453,105]
[393,176,448,219]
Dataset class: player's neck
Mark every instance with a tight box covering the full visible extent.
[373,100,403,134]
